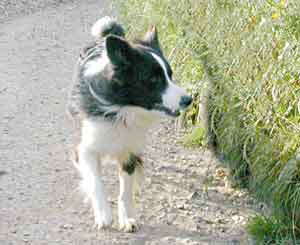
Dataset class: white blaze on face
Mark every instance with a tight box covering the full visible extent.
[150,52,188,112]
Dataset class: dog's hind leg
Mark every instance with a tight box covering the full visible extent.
[117,153,143,232]
[77,146,112,230]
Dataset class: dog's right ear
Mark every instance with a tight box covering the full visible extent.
[143,25,161,52]
[106,35,135,66]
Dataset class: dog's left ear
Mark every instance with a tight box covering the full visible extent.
[143,25,161,52]
[106,35,136,66]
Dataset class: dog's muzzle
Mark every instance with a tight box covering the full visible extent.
[153,104,180,117]
[154,95,192,117]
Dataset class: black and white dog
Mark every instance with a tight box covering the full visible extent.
[68,16,192,232]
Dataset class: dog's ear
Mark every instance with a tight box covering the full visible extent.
[143,25,161,52]
[106,35,135,66]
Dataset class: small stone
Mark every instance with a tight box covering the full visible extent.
[232,215,244,223]
[61,224,73,229]
[178,204,185,210]
[197,217,214,224]
[166,214,177,225]
[220,227,227,233]
[258,202,266,210]
[188,191,200,200]
[157,213,166,220]
[230,210,239,216]
[216,218,227,224]
[215,168,227,178]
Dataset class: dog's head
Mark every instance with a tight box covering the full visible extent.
[83,21,192,118]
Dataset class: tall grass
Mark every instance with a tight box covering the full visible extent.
[115,0,300,242]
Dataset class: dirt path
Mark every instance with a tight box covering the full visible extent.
[0,1,258,244]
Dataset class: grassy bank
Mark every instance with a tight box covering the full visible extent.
[115,0,300,243]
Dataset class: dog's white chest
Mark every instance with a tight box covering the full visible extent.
[80,107,158,155]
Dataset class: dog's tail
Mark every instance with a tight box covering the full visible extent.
[91,16,125,39]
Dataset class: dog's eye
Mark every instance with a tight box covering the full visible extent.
[149,75,159,83]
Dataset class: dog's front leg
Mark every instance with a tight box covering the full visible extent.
[77,147,112,230]
[118,153,141,232]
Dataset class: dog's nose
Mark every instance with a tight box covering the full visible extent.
[179,95,193,108]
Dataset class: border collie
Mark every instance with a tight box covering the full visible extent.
[67,16,192,232]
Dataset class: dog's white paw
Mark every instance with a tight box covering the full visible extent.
[94,210,113,230]
[119,217,139,232]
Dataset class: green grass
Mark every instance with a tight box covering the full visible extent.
[247,215,300,244]
[182,125,207,147]
[115,0,300,242]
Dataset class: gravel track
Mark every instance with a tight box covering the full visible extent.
[0,1,258,244]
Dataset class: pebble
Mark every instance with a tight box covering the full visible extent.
[60,224,73,230]
[188,191,200,200]
[166,214,177,225]
[232,215,243,223]
[216,218,227,224]
[157,213,166,220]
[220,227,227,232]
[177,203,186,210]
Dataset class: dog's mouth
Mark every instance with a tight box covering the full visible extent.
[153,104,181,117]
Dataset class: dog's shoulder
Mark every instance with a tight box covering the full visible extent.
[79,40,105,66]
[67,40,108,121]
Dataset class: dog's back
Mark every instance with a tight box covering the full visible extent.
[67,17,124,121]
